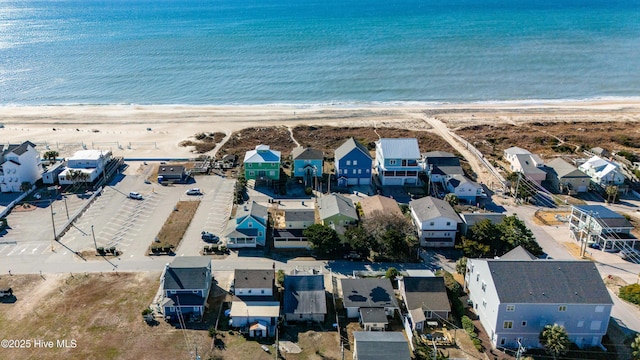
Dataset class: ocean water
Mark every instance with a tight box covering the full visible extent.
[1,0,640,105]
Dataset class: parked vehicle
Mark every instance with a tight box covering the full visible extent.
[0,287,13,298]
[186,188,202,196]
[344,251,363,261]
[201,231,219,243]
[129,192,143,200]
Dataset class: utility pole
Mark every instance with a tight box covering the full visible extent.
[580,211,594,258]
[427,165,433,196]
[50,200,57,251]
[515,338,526,360]
[513,172,522,203]
[91,225,98,251]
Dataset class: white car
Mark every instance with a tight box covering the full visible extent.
[186,188,202,195]
[129,192,143,200]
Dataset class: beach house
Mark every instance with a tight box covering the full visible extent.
[0,141,42,193]
[291,146,323,188]
[445,174,482,204]
[504,146,546,185]
[272,208,316,249]
[161,256,212,321]
[399,276,451,332]
[423,151,464,184]
[224,201,269,248]
[230,269,279,338]
[318,193,358,233]
[244,144,281,181]
[283,274,327,322]
[375,138,421,186]
[579,155,625,187]
[334,138,372,187]
[544,158,590,194]
[409,196,461,247]
[464,258,613,350]
[58,149,111,186]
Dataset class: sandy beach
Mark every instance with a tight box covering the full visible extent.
[2,100,640,159]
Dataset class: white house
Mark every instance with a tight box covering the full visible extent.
[375,138,421,186]
[409,196,461,247]
[233,269,274,298]
[445,174,482,204]
[0,141,42,193]
[503,147,546,185]
[464,257,613,350]
[230,269,279,338]
[272,208,316,249]
[58,149,111,185]
[579,155,625,187]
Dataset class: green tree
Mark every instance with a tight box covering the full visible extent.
[304,224,341,256]
[457,219,500,257]
[539,324,570,360]
[605,185,619,203]
[276,269,285,287]
[455,257,467,275]
[619,283,640,305]
[631,333,640,360]
[385,267,400,279]
[444,193,458,207]
[43,150,59,164]
[19,181,33,193]
[344,226,373,255]
[363,211,417,261]
[498,215,543,256]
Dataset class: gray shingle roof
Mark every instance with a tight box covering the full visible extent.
[353,332,411,360]
[545,158,590,179]
[292,146,323,160]
[359,307,388,323]
[376,138,420,159]
[402,277,451,313]
[163,257,211,290]
[499,245,537,260]
[410,196,461,223]
[334,138,370,161]
[486,260,613,304]
[341,278,398,309]
[234,269,275,289]
[573,205,633,229]
[283,275,327,315]
[318,193,357,221]
[284,209,316,222]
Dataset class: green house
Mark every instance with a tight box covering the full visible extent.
[244,144,281,181]
[318,193,358,234]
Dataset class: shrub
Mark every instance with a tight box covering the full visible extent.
[462,315,475,333]
[472,337,483,351]
[96,246,105,255]
[305,187,313,195]
[619,284,640,305]
[276,269,285,286]
[385,267,400,279]
[208,326,217,338]
[141,308,152,316]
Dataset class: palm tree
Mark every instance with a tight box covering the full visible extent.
[444,193,458,207]
[43,150,59,165]
[631,333,640,360]
[20,181,33,193]
[539,324,570,360]
[605,185,618,203]
[77,171,91,190]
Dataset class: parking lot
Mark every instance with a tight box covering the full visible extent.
[57,169,236,258]
[0,190,90,258]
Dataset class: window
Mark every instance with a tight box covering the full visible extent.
[358,169,362,174]
[248,290,252,293]
[446,222,451,226]
[481,282,486,292]
[506,305,515,312]
[429,222,435,226]
[476,274,480,282]
[503,321,513,329]
[261,290,265,294]
[352,169,356,174]
[248,223,253,228]
[346,160,351,165]
[390,160,397,165]
[521,321,527,327]
[425,311,432,319]
[258,231,263,236]
[366,169,370,173]
[249,171,255,176]
[248,163,252,168]
[353,160,357,165]
[269,171,275,176]
[590,321,602,331]
[500,338,506,345]
[595,305,604,313]
[558,305,567,312]
[482,300,487,308]
[577,321,584,328]
[343,169,348,174]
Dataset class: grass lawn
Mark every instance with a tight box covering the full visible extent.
[151,200,200,251]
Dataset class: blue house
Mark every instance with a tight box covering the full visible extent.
[224,201,269,248]
[161,257,212,321]
[334,138,372,187]
[375,138,421,186]
[291,146,323,188]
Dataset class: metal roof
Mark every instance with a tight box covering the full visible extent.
[545,158,590,179]
[376,138,420,159]
[359,307,388,323]
[244,144,281,163]
[573,205,633,228]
